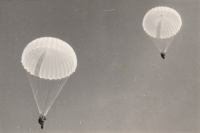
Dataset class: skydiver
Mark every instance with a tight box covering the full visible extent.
[38,115,46,129]
[160,52,165,59]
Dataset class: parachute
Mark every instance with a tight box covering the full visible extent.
[142,6,182,59]
[21,37,77,116]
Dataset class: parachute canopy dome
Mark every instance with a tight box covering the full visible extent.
[21,37,77,80]
[142,6,182,39]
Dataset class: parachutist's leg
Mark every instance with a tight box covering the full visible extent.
[160,52,165,59]
[41,122,44,129]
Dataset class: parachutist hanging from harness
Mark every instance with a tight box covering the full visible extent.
[38,115,46,129]
[160,52,165,59]
[22,37,77,130]
[142,7,182,59]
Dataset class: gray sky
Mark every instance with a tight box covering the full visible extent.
[0,0,199,133]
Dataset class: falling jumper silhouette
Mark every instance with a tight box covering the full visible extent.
[38,115,46,129]
[160,52,165,59]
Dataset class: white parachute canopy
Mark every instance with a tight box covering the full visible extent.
[21,37,77,116]
[142,6,182,55]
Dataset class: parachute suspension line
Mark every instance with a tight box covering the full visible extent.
[44,78,56,115]
[164,36,175,52]
[27,73,69,116]
[43,79,50,115]
[150,35,175,53]
[27,72,42,114]
[44,78,68,116]
[44,78,55,115]
[43,80,50,115]
[38,76,43,114]
[41,80,45,115]
[41,78,55,115]
[42,76,48,116]
[40,73,43,114]
[46,79,59,113]
[35,82,64,115]
[44,77,68,116]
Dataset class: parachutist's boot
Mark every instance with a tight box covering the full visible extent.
[160,52,165,59]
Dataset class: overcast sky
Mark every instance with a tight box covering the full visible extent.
[0,0,199,133]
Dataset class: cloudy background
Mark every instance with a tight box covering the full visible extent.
[0,0,199,133]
